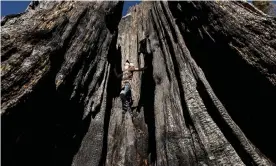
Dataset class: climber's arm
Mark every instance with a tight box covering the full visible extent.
[122,66,147,72]
[130,67,147,72]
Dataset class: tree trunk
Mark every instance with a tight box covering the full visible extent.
[1,1,276,166]
[1,1,123,166]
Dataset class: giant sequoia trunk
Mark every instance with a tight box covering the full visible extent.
[1,1,276,166]
[1,2,123,166]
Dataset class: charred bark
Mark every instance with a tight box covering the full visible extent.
[1,1,276,166]
[105,1,275,165]
[1,1,123,166]
[168,1,276,164]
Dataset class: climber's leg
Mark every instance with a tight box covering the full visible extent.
[120,82,130,100]
[120,82,131,111]
[127,88,133,106]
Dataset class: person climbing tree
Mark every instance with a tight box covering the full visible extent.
[120,60,145,113]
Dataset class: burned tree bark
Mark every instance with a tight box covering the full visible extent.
[106,1,275,166]
[169,1,276,164]
[1,1,123,166]
[1,1,276,166]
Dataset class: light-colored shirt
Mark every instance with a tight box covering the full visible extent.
[121,66,134,87]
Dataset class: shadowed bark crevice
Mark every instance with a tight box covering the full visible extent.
[138,50,156,163]
[169,2,276,161]
[196,79,254,165]
[100,33,122,166]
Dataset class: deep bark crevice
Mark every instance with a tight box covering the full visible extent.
[135,30,157,162]
[107,37,122,99]
[170,2,276,162]
[100,32,122,166]
[196,79,254,165]
[105,1,124,34]
[138,51,157,163]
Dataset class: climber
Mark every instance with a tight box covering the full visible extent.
[120,60,146,112]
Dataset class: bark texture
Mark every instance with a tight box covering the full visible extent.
[1,1,123,166]
[1,1,276,166]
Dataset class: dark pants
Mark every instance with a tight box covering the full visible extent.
[120,82,132,110]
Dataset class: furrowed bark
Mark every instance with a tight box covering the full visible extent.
[106,1,275,165]
[1,1,123,166]
[1,1,275,166]
[168,1,276,165]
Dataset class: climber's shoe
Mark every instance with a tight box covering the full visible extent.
[123,101,130,110]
